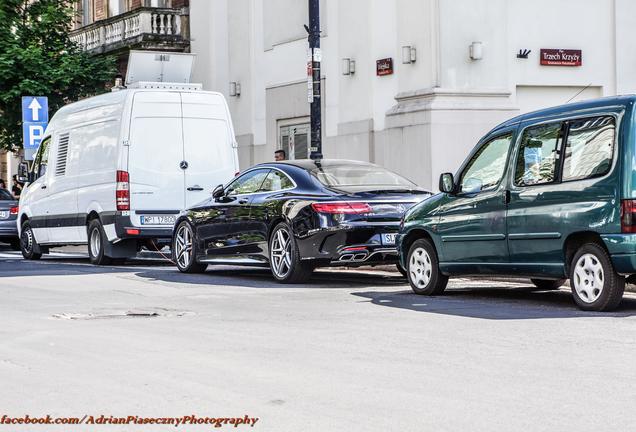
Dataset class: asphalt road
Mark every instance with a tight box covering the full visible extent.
[1,244,636,432]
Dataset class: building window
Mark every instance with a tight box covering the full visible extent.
[279,122,310,160]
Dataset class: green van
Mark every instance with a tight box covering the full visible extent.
[397,96,636,311]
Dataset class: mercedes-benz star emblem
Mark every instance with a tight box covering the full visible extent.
[180,161,189,170]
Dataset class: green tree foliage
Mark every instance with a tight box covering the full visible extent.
[0,0,115,151]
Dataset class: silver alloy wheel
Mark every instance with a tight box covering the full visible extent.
[409,247,433,288]
[175,224,193,269]
[90,227,101,258]
[271,228,292,278]
[21,227,33,253]
[573,253,604,303]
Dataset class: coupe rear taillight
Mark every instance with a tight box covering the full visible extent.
[311,202,372,214]
[9,206,18,215]
[116,170,130,211]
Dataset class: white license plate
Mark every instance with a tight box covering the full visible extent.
[0,211,8,220]
[140,215,176,225]
[381,233,397,245]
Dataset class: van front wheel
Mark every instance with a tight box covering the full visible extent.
[20,221,42,260]
[569,243,624,311]
[87,219,112,266]
[407,238,448,295]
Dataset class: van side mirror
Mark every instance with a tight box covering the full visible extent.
[439,173,455,194]
[212,184,225,199]
[17,162,30,183]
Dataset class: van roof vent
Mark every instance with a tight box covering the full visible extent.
[127,81,203,91]
[55,133,70,177]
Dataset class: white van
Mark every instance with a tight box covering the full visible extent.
[17,84,239,264]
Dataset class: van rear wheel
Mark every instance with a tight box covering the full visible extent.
[569,242,624,311]
[20,221,42,260]
[87,219,112,266]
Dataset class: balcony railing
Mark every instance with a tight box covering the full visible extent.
[69,7,189,54]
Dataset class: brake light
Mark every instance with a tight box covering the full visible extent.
[9,206,18,215]
[116,170,130,211]
[312,202,372,214]
[622,200,636,233]
[126,229,140,235]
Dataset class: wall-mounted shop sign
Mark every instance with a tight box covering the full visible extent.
[376,58,394,76]
[540,49,582,66]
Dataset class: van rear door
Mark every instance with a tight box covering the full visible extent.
[181,92,238,208]
[128,91,185,227]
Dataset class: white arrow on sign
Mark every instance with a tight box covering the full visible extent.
[28,98,42,121]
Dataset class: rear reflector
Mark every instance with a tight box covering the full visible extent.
[116,170,130,211]
[9,206,18,215]
[311,202,372,214]
[621,199,636,233]
[342,246,368,252]
[126,229,140,235]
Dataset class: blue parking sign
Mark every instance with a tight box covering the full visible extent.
[22,96,49,160]
[22,96,48,123]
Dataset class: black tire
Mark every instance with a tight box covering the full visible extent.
[20,221,42,260]
[530,278,566,290]
[407,238,448,295]
[569,242,624,311]
[173,220,208,274]
[87,219,112,266]
[269,222,313,283]
[9,239,21,251]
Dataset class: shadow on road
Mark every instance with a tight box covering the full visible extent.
[352,285,636,319]
[134,267,407,289]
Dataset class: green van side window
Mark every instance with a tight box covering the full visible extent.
[459,134,512,193]
[514,122,562,187]
[562,116,615,182]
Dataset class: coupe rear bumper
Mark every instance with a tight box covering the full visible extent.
[297,222,400,266]
[0,218,18,239]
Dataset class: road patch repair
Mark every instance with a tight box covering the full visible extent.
[51,307,195,320]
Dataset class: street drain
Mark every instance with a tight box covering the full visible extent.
[51,308,194,320]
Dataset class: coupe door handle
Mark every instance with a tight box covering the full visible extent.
[187,186,204,191]
[238,199,249,204]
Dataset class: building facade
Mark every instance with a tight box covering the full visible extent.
[189,0,636,189]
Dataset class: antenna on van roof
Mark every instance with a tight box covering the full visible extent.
[566,83,593,104]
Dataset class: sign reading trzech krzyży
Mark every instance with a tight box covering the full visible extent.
[540,49,582,66]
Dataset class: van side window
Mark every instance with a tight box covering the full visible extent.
[514,122,562,187]
[562,116,615,182]
[33,137,51,181]
[459,134,512,194]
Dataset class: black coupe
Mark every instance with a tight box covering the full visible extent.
[172,159,431,282]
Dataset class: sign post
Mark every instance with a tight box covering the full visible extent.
[307,0,322,160]
[21,96,49,161]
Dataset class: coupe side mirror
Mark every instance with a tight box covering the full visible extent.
[212,184,225,199]
[17,162,30,184]
[439,173,455,194]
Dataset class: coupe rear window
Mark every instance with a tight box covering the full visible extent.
[0,189,13,200]
[311,164,416,188]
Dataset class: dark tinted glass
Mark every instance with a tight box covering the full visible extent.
[0,189,13,200]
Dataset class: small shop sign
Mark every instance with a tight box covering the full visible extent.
[540,49,582,66]
[376,58,394,76]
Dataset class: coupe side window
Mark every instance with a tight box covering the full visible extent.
[562,116,615,181]
[259,170,294,192]
[459,134,512,193]
[514,122,562,186]
[226,169,269,196]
